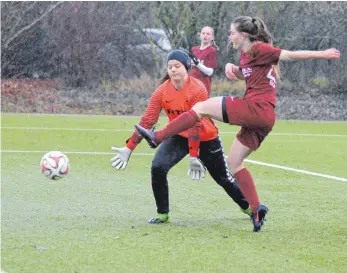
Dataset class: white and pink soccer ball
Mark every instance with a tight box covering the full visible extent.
[40,151,69,180]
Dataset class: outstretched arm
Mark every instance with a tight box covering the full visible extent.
[111,86,163,169]
[279,48,340,61]
[125,86,164,150]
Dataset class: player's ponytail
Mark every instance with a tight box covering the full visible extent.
[233,16,281,79]
[211,40,220,51]
[233,16,274,45]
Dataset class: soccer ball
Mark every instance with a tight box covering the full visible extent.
[40,151,69,180]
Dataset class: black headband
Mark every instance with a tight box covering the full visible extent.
[167,50,191,71]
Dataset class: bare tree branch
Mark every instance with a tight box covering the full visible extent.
[7,2,36,37]
[3,1,64,49]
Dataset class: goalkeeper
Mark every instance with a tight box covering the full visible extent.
[110,49,250,224]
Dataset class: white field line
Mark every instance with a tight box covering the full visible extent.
[245,159,347,182]
[1,149,346,182]
[2,126,347,137]
[1,126,134,132]
[2,112,347,123]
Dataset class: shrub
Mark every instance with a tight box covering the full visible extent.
[311,76,330,88]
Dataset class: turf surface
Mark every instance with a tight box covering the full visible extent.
[2,114,347,273]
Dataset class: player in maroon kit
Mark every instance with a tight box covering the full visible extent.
[189,26,218,96]
[135,16,341,232]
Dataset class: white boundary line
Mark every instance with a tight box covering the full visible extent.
[245,159,347,182]
[1,126,134,132]
[2,126,347,137]
[2,150,346,182]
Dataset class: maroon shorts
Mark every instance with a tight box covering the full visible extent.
[222,96,276,151]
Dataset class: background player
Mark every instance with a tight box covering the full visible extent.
[189,26,218,96]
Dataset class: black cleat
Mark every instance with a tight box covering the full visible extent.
[251,204,269,232]
[135,124,161,148]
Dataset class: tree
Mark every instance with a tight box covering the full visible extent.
[1,1,63,78]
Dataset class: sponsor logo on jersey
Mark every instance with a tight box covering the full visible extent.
[166,109,185,115]
[241,67,252,78]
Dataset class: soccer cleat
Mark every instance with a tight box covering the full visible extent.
[240,206,252,217]
[135,124,161,148]
[148,213,170,224]
[251,204,269,232]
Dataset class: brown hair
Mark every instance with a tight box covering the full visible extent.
[159,72,170,85]
[233,16,281,79]
[233,16,273,43]
[211,40,219,51]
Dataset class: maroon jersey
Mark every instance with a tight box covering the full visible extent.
[239,42,282,106]
[189,45,217,96]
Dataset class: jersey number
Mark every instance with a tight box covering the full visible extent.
[267,66,276,88]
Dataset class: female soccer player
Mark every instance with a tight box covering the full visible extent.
[189,26,218,96]
[135,16,341,232]
[111,49,250,224]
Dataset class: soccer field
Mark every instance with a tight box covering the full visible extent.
[1,113,347,273]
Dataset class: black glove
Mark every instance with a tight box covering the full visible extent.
[188,52,199,65]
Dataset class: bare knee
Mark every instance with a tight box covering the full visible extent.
[191,97,224,122]
[192,101,206,119]
[227,157,243,174]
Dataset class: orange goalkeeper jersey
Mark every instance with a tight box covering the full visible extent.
[127,76,218,155]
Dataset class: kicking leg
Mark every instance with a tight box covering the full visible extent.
[135,97,224,148]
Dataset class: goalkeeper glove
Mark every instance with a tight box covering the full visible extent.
[188,52,200,65]
[187,156,206,180]
[110,146,132,170]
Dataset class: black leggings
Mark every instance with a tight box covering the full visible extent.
[151,135,249,214]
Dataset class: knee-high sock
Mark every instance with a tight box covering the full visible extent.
[155,109,199,141]
[234,168,260,212]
